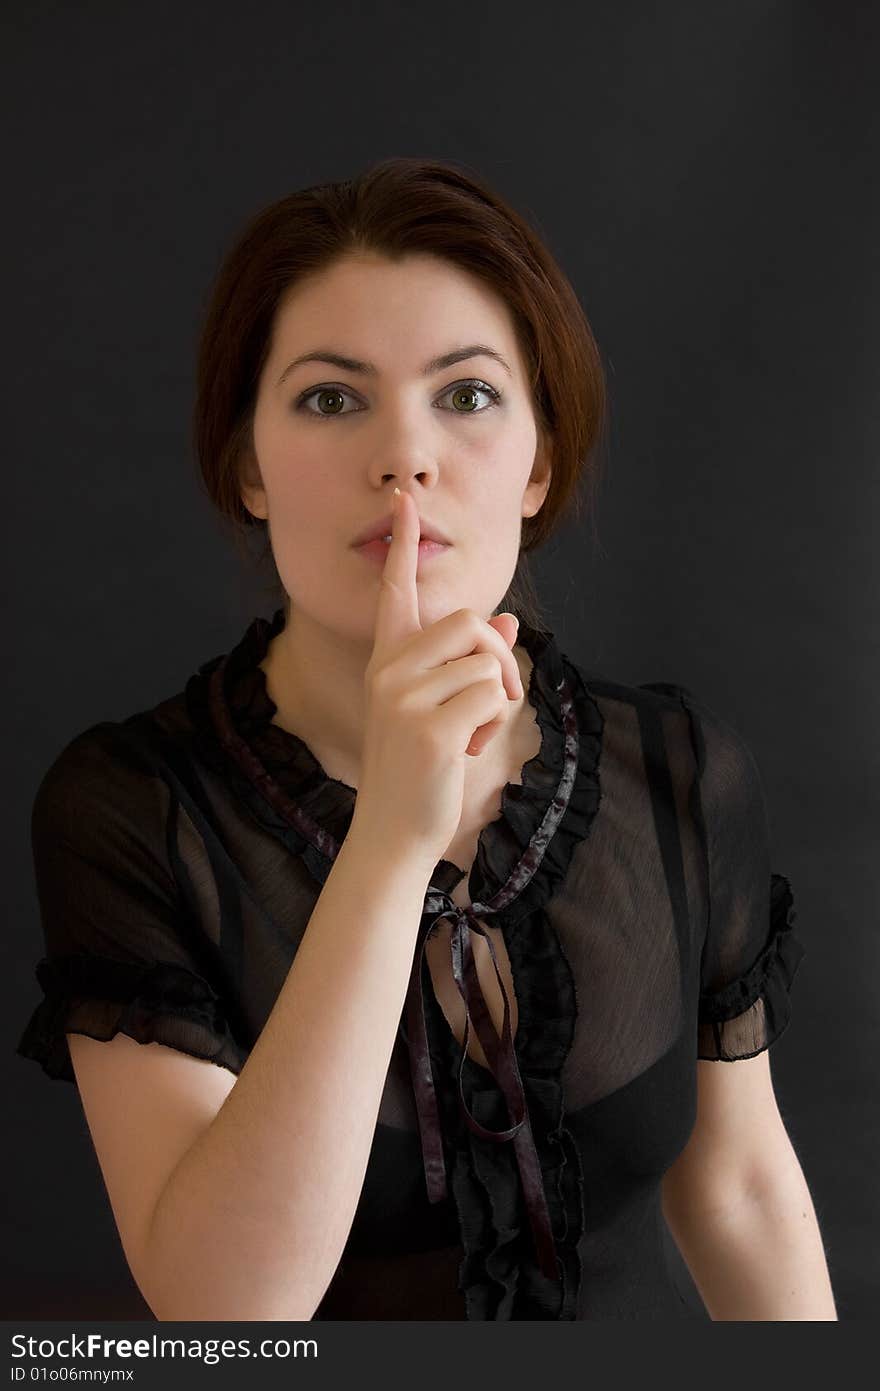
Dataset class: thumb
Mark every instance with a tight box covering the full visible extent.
[487,612,519,651]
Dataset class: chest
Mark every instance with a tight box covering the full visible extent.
[424,703,541,1072]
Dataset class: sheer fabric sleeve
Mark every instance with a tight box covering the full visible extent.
[16,722,246,1083]
[678,688,807,1062]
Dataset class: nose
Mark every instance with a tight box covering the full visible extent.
[377,457,439,492]
[370,403,444,489]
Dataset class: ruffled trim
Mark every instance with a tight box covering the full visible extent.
[184,609,604,909]
[465,630,604,925]
[417,647,601,1319]
[16,953,247,1083]
[425,904,586,1318]
[185,608,356,855]
[697,872,806,1061]
[184,606,606,1320]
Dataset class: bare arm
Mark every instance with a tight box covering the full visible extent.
[663,1053,837,1319]
[664,1160,837,1319]
[140,821,434,1321]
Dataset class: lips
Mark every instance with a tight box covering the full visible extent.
[351,509,452,547]
[356,536,450,566]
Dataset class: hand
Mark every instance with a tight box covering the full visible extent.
[350,487,523,870]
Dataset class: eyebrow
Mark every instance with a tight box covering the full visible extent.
[275,343,513,389]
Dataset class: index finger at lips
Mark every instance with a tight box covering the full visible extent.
[371,486,422,659]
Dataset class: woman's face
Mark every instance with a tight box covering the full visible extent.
[242,250,551,641]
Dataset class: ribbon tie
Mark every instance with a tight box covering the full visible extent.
[402,897,560,1283]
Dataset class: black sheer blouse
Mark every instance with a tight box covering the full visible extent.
[16,609,805,1320]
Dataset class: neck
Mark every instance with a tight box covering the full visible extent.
[259,608,531,790]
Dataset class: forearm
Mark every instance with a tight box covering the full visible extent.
[142,821,434,1321]
[667,1160,837,1320]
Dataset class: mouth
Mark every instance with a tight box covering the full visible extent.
[351,509,453,548]
[355,536,451,564]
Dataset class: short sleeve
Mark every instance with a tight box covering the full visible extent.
[677,688,807,1062]
[16,721,246,1083]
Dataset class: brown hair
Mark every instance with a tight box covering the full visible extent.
[192,156,608,634]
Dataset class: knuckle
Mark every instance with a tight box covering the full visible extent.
[380,575,403,602]
[367,663,393,698]
[394,688,419,720]
[458,608,481,636]
[475,651,501,680]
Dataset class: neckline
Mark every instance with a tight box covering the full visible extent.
[255,608,549,890]
[185,606,605,918]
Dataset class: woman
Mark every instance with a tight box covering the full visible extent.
[17,157,836,1320]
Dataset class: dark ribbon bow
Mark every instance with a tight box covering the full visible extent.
[403,898,560,1283]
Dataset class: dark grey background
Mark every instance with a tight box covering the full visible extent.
[4,0,876,1321]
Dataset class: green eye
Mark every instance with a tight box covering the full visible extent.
[440,381,503,413]
[300,387,349,416]
[294,378,503,420]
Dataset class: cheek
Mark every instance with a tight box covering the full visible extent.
[265,466,327,521]
[468,426,535,480]
[469,463,532,519]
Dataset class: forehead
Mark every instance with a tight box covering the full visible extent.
[271,251,522,361]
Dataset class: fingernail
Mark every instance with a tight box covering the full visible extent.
[392,487,400,515]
